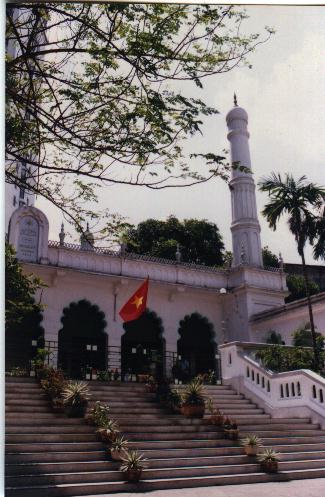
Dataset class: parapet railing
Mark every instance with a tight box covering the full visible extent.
[220,342,325,420]
[48,240,282,274]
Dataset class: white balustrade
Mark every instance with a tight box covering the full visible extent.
[220,342,325,421]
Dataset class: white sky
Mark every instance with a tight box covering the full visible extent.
[36,5,325,264]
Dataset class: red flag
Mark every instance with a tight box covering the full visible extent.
[119,278,149,323]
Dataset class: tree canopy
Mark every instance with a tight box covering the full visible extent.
[286,274,320,303]
[6,3,273,239]
[258,172,325,370]
[123,215,225,266]
[5,242,44,334]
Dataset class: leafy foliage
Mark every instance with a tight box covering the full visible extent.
[5,242,44,333]
[265,330,284,345]
[6,4,273,238]
[258,173,325,369]
[124,215,225,265]
[262,246,279,268]
[182,377,205,406]
[256,345,325,374]
[292,323,324,351]
[286,274,320,303]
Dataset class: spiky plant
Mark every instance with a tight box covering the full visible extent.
[62,381,90,406]
[120,450,147,472]
[257,448,279,463]
[183,378,205,406]
[240,434,263,447]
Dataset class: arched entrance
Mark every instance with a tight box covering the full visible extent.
[58,299,107,379]
[177,312,217,381]
[5,307,44,372]
[121,309,165,380]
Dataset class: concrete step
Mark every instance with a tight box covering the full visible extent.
[6,416,86,425]
[6,399,50,406]
[6,460,117,476]
[6,461,325,489]
[6,468,325,496]
[117,425,220,434]
[239,423,319,431]
[124,431,224,441]
[6,442,104,453]
[243,429,325,438]
[6,405,52,413]
[6,433,98,443]
[6,425,95,434]
[6,450,108,464]
[127,439,235,450]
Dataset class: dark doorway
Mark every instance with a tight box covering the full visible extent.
[121,309,165,380]
[58,299,107,379]
[177,312,217,381]
[5,308,44,372]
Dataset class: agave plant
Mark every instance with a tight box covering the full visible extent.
[257,448,279,463]
[258,448,280,473]
[111,435,128,451]
[241,434,263,456]
[182,378,205,406]
[97,418,120,442]
[62,381,90,417]
[241,434,263,448]
[120,450,147,474]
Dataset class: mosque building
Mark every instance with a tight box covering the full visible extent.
[7,100,325,379]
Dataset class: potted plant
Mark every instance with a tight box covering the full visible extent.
[168,388,183,413]
[97,418,119,443]
[182,378,205,418]
[120,450,147,483]
[145,376,157,393]
[62,381,90,417]
[223,418,239,440]
[86,401,110,426]
[240,434,263,456]
[257,448,279,473]
[110,435,129,461]
[205,399,224,425]
[41,368,67,409]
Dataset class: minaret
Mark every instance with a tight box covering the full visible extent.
[226,95,263,267]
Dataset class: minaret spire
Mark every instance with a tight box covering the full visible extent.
[226,101,263,268]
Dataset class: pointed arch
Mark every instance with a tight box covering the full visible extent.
[58,299,107,379]
[121,309,165,380]
[177,312,217,380]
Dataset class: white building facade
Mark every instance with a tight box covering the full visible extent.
[10,101,324,378]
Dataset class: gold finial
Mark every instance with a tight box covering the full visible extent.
[234,93,238,107]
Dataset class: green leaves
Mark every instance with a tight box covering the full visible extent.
[6,4,272,240]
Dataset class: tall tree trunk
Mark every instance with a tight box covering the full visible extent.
[300,250,319,370]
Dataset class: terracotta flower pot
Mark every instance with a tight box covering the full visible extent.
[125,468,142,483]
[110,448,127,461]
[224,428,239,440]
[261,460,278,473]
[182,404,205,418]
[245,445,259,456]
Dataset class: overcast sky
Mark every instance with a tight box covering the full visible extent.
[37,5,325,265]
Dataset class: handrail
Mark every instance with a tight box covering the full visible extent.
[220,342,325,420]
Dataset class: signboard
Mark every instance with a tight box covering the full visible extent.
[17,216,39,262]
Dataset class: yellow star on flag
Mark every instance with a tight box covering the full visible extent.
[131,295,143,309]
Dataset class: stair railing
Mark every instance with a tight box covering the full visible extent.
[219,341,325,422]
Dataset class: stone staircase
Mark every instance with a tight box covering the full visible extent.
[5,377,325,496]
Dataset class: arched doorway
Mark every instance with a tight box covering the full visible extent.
[5,307,44,372]
[177,312,217,381]
[121,309,165,380]
[58,299,107,379]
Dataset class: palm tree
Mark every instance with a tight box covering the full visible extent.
[258,173,325,371]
